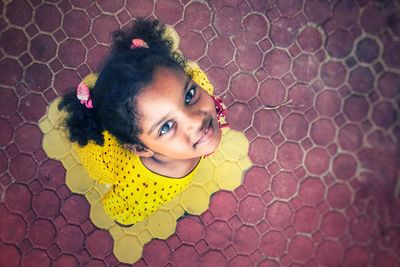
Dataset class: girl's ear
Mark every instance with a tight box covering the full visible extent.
[124,144,154,157]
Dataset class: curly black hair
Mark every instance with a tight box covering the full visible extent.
[59,19,186,147]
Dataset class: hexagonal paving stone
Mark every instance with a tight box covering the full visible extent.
[269,17,299,47]
[208,37,235,67]
[282,113,308,141]
[271,171,298,199]
[326,29,353,58]
[176,216,204,244]
[85,229,113,258]
[292,54,319,82]
[14,123,42,153]
[248,137,275,166]
[276,142,303,170]
[0,244,20,267]
[4,183,32,213]
[288,235,314,263]
[305,147,330,175]
[62,10,90,38]
[288,83,315,111]
[253,109,280,137]
[294,206,320,233]
[259,79,286,107]
[338,123,363,151]
[171,245,199,267]
[205,221,232,248]
[238,196,265,224]
[299,177,325,205]
[61,194,90,224]
[0,88,18,117]
[332,153,357,180]
[20,249,50,267]
[213,6,242,37]
[327,183,352,209]
[9,154,37,183]
[0,58,23,87]
[260,230,287,257]
[264,49,290,77]
[315,89,341,117]
[298,26,323,52]
[266,201,293,229]
[355,37,380,63]
[27,218,56,248]
[378,72,400,98]
[310,118,336,146]
[315,240,344,267]
[32,189,61,219]
[30,34,57,62]
[242,167,270,195]
[236,43,263,71]
[321,61,346,87]
[0,213,27,244]
[199,250,227,267]
[142,239,171,266]
[233,225,259,253]
[0,28,28,56]
[230,73,258,102]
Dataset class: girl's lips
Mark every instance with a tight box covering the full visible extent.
[194,118,214,147]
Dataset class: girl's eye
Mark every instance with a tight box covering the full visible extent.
[159,121,174,136]
[185,86,196,104]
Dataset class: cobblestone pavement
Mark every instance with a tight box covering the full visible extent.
[0,0,399,266]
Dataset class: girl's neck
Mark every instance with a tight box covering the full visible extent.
[140,155,201,178]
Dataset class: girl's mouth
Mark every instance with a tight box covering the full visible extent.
[194,118,214,148]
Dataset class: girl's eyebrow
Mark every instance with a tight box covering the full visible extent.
[147,75,192,135]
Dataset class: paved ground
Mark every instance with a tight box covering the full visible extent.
[1,0,400,266]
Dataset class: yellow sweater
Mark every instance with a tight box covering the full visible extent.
[74,66,214,225]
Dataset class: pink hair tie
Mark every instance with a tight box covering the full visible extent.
[76,81,93,109]
[130,38,149,49]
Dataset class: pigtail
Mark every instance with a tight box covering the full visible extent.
[58,90,105,147]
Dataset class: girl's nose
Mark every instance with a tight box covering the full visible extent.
[184,110,203,133]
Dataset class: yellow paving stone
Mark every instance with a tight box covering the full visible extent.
[181,185,210,215]
[215,161,244,190]
[42,129,71,159]
[60,153,78,169]
[238,156,253,171]
[209,150,226,166]
[85,188,102,204]
[114,235,143,264]
[90,201,114,229]
[147,210,176,239]
[110,225,126,242]
[138,229,152,244]
[38,118,54,134]
[65,164,94,194]
[205,180,220,194]
[192,159,215,184]
[220,130,250,160]
[122,220,147,235]
[171,204,185,219]
[47,98,63,127]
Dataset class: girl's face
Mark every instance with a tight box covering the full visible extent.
[136,66,222,160]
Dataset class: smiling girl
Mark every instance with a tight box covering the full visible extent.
[59,19,228,226]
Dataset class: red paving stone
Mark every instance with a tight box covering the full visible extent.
[0,0,399,266]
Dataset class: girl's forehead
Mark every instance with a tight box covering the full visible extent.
[135,66,190,121]
[141,66,189,97]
